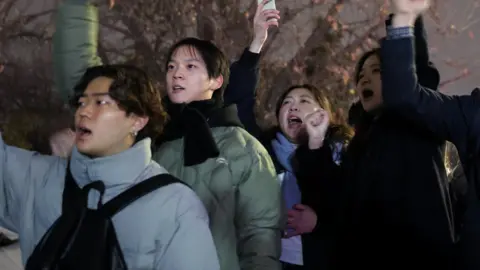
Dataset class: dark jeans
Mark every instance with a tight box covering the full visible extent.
[282,262,304,270]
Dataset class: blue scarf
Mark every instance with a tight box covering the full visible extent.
[271,133,301,212]
[271,133,344,212]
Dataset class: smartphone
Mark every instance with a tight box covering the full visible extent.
[259,0,276,10]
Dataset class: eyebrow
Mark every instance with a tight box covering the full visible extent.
[79,92,110,98]
[169,58,202,63]
[285,94,314,99]
[359,63,380,74]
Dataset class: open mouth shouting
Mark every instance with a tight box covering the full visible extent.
[361,88,374,101]
[76,125,92,141]
[172,84,185,94]
[287,114,303,130]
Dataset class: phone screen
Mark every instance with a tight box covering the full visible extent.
[259,0,276,10]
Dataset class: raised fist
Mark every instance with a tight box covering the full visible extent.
[304,109,329,149]
[391,0,430,16]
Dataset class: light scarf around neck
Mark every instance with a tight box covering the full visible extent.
[271,132,301,212]
[271,132,344,211]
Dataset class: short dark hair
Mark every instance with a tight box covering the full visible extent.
[354,48,381,84]
[70,65,167,141]
[166,38,230,102]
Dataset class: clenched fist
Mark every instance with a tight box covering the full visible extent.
[304,109,329,150]
[391,0,430,27]
[391,0,430,15]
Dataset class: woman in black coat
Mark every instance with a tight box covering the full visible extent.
[380,3,480,269]
[294,15,455,270]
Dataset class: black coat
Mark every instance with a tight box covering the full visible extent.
[223,47,340,268]
[295,113,455,269]
[225,15,451,270]
[381,31,480,270]
[348,15,439,128]
[293,16,455,270]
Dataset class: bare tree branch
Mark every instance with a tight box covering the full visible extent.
[0,0,479,143]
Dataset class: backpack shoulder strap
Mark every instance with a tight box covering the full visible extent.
[101,174,186,217]
[62,162,82,213]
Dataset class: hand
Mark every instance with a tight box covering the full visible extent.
[49,129,75,158]
[249,0,280,53]
[284,204,318,238]
[304,109,329,149]
[391,0,429,26]
[92,0,115,9]
[391,0,430,15]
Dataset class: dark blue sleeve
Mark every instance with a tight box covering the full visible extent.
[224,48,262,138]
[412,15,440,90]
[350,15,440,128]
[385,14,440,90]
[380,34,479,154]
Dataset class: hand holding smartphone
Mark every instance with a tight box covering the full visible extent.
[259,0,276,10]
[258,0,277,22]
[250,0,280,52]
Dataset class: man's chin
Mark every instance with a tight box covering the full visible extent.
[76,145,98,158]
[168,95,184,104]
[169,91,200,104]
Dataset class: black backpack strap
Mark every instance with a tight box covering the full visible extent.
[101,174,186,217]
[62,162,83,213]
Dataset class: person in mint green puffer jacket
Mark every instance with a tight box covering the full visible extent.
[53,1,283,269]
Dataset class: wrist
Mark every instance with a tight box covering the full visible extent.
[308,137,324,150]
[249,38,265,54]
[392,13,417,28]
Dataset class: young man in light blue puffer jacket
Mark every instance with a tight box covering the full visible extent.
[0,65,219,269]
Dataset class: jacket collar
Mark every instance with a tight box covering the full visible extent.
[69,138,152,188]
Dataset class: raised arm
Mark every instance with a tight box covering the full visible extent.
[349,14,439,128]
[294,115,347,226]
[412,16,440,90]
[224,49,262,138]
[53,0,103,102]
[386,14,440,90]
[223,0,280,139]
[0,134,59,232]
[235,146,282,269]
[380,13,479,154]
